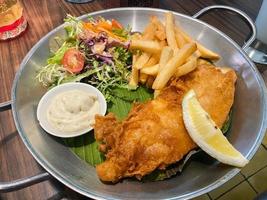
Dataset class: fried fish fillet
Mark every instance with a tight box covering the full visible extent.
[94,64,237,182]
[174,64,237,128]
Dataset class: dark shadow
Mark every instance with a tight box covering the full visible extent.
[191,150,217,165]
[0,131,19,146]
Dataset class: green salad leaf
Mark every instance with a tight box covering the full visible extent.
[47,41,75,65]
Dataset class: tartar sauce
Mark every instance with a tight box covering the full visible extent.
[47,90,100,132]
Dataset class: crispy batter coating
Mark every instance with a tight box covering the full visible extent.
[94,64,237,182]
[173,64,237,128]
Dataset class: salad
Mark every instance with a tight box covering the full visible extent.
[37,15,133,102]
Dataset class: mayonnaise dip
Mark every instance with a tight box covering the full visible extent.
[47,90,100,132]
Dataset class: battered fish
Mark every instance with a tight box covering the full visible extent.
[94,64,237,182]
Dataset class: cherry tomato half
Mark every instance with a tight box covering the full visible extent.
[62,48,85,73]
[111,19,123,29]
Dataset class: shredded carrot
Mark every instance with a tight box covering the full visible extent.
[96,27,126,42]
[97,21,112,31]
[82,21,126,42]
[82,22,95,32]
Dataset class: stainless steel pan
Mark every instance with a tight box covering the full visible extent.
[0,6,266,200]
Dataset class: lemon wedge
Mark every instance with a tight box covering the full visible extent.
[182,90,248,167]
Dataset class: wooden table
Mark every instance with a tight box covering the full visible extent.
[0,0,264,199]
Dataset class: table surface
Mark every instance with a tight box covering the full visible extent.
[0,0,265,199]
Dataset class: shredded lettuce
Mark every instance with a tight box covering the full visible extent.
[81,46,132,102]
[36,64,68,87]
[47,41,75,64]
[61,68,100,84]
[64,14,82,38]
[112,25,131,39]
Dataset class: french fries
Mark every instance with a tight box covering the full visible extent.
[154,89,161,98]
[176,26,220,60]
[152,42,197,90]
[159,46,173,71]
[129,12,222,94]
[151,16,166,41]
[139,73,148,84]
[175,57,197,77]
[165,12,178,49]
[196,43,220,60]
[159,40,167,48]
[134,52,151,70]
[129,54,139,87]
[130,40,161,54]
[131,32,142,40]
[144,55,159,67]
[129,67,139,87]
[175,27,186,48]
[197,58,212,65]
[143,22,156,40]
[141,64,159,76]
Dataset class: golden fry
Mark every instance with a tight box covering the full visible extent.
[134,52,151,70]
[174,57,197,77]
[142,22,156,40]
[176,27,192,43]
[159,46,173,71]
[154,89,161,98]
[185,51,200,62]
[159,40,167,47]
[175,27,187,48]
[129,54,139,87]
[130,40,161,54]
[139,73,148,84]
[132,54,138,65]
[129,67,139,87]
[141,64,159,76]
[156,30,166,41]
[176,26,220,60]
[151,16,166,41]
[131,33,142,40]
[165,12,178,49]
[152,42,197,90]
[197,58,212,65]
[144,55,159,67]
[197,43,220,60]
[192,50,201,59]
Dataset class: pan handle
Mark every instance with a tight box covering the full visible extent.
[192,5,257,50]
[0,172,51,192]
[0,101,51,192]
[0,101,12,112]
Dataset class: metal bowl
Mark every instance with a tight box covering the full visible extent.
[4,7,267,200]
